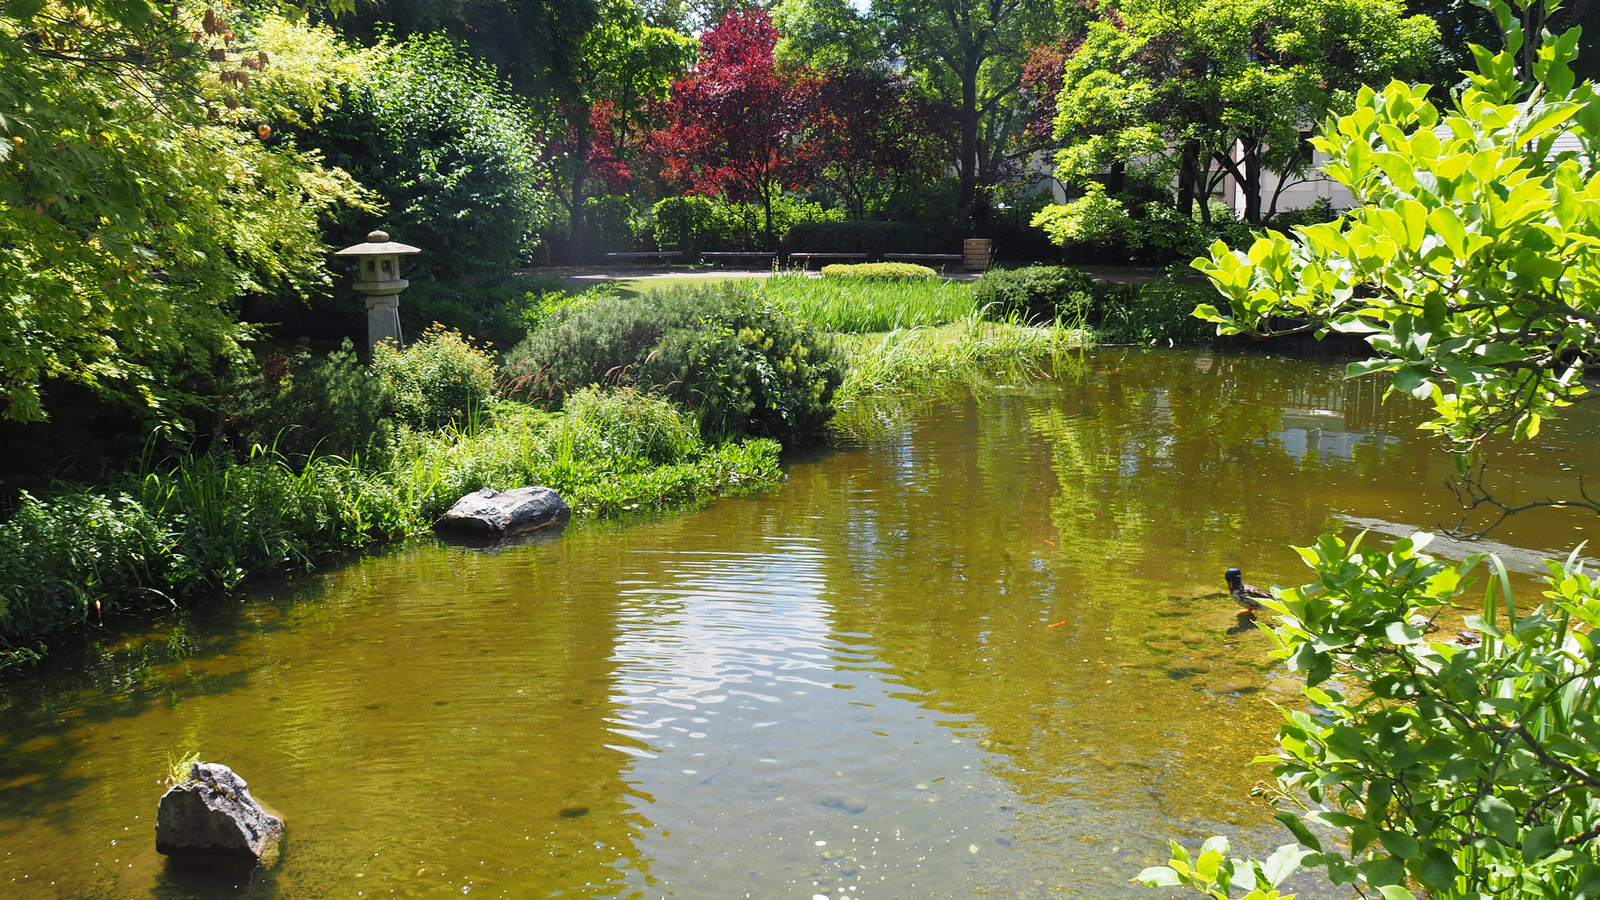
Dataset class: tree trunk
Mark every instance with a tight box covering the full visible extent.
[1177,143,1199,218]
[568,128,590,266]
[958,46,981,221]
[1242,137,1262,225]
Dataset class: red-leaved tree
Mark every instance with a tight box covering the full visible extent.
[652,9,818,247]
[806,68,952,219]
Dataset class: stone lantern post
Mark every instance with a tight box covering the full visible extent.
[334,230,422,357]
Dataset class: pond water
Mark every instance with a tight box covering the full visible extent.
[2,349,1595,900]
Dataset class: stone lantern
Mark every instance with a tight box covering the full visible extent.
[335,230,422,357]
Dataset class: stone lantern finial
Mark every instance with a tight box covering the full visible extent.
[334,230,422,357]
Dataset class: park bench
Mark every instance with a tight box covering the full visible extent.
[605,251,683,266]
[788,252,869,270]
[881,253,965,271]
[703,251,777,268]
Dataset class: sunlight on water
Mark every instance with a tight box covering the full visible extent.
[1,349,1593,900]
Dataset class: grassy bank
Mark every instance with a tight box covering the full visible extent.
[0,393,780,669]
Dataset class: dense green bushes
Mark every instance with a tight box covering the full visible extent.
[223,340,396,461]
[648,196,845,256]
[820,262,937,280]
[306,36,548,278]
[398,274,565,350]
[973,265,1223,344]
[504,283,843,446]
[374,326,498,431]
[973,266,1096,324]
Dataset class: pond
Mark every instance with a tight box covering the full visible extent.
[2,349,1594,900]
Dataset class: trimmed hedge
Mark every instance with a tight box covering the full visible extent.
[820,262,937,280]
[789,221,929,256]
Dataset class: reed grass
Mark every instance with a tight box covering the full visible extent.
[831,315,1090,408]
[0,396,780,668]
[762,273,977,332]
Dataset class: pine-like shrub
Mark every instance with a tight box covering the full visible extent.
[503,283,843,446]
[820,262,937,280]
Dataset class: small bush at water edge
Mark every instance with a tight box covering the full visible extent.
[973,266,1095,324]
[375,325,498,431]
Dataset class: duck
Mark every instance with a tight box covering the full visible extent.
[1225,568,1272,613]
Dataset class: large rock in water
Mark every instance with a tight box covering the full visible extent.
[433,487,570,539]
[156,763,283,867]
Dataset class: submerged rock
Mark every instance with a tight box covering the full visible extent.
[433,487,571,540]
[156,763,283,868]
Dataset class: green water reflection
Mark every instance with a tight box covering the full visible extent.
[1,350,1594,900]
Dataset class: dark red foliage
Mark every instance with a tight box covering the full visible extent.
[1018,0,1118,150]
[805,68,952,217]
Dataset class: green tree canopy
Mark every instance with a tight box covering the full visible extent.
[0,2,371,423]
[872,0,1064,217]
[1040,0,1437,229]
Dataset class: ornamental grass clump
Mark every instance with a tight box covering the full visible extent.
[502,282,842,447]
[762,272,977,332]
[541,388,701,468]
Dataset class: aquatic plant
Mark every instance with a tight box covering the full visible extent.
[762,272,977,332]
[830,316,1087,409]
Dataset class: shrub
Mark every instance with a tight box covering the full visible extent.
[223,339,396,461]
[652,195,720,258]
[1092,279,1221,346]
[541,387,701,466]
[973,266,1096,324]
[1266,197,1340,231]
[374,325,498,430]
[819,262,937,280]
[503,282,843,446]
[582,192,645,261]
[400,274,566,350]
[308,36,548,278]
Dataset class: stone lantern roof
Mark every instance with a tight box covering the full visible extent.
[334,230,422,258]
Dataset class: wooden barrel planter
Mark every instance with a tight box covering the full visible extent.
[962,238,992,272]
